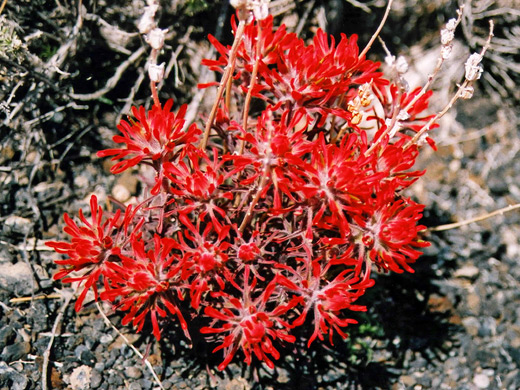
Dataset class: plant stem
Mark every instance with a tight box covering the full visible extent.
[200,19,246,150]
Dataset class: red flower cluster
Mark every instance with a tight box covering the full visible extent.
[48,14,437,370]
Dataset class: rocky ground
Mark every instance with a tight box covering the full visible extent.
[0,1,519,389]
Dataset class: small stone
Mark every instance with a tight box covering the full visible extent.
[3,216,33,237]
[0,361,28,390]
[454,264,480,279]
[99,334,113,344]
[90,368,103,389]
[0,325,16,350]
[462,317,480,336]
[1,341,30,362]
[128,382,142,390]
[124,366,143,379]
[400,375,415,387]
[466,293,481,315]
[473,373,490,389]
[69,365,92,390]
[478,317,497,337]
[74,175,90,189]
[0,262,34,296]
[111,184,131,203]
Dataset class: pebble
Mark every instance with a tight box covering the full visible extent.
[1,341,30,362]
[90,367,103,389]
[473,373,490,389]
[0,262,34,296]
[454,264,480,280]
[462,316,480,336]
[0,325,16,350]
[128,382,142,390]
[478,317,497,338]
[0,361,28,390]
[69,365,92,390]
[124,366,143,379]
[111,184,131,203]
[3,215,33,237]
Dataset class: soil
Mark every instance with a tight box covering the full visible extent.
[0,1,519,389]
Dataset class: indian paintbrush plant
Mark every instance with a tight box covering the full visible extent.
[46,0,493,370]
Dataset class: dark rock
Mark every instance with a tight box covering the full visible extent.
[0,361,28,390]
[1,342,30,362]
[74,345,96,366]
[0,326,15,351]
[90,368,103,389]
[128,382,142,390]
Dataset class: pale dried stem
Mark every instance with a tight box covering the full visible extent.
[10,293,61,303]
[95,302,165,390]
[428,203,520,232]
[42,291,73,390]
[0,0,7,15]
[200,20,247,150]
[239,22,262,155]
[238,166,269,234]
[406,20,494,149]
[150,80,160,107]
[401,7,464,114]
[358,0,393,60]
[365,7,463,155]
[70,46,147,100]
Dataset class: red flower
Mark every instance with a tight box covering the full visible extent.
[101,235,190,340]
[45,195,129,311]
[164,148,232,234]
[176,221,232,309]
[352,185,430,273]
[97,100,201,194]
[200,268,297,370]
[301,133,386,237]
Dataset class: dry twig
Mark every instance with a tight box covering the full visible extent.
[42,290,73,390]
[428,203,520,232]
[95,302,166,390]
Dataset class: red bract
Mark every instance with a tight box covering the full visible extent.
[275,257,374,347]
[101,235,189,340]
[352,185,430,273]
[177,221,232,309]
[301,133,385,237]
[46,195,127,311]
[48,10,443,370]
[201,268,297,370]
[97,99,201,194]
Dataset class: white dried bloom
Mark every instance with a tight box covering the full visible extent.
[396,56,408,74]
[441,44,453,60]
[252,0,269,20]
[445,18,457,31]
[230,0,247,7]
[146,28,167,50]
[138,4,159,34]
[440,28,454,45]
[148,62,165,82]
[459,85,474,100]
[384,54,395,68]
[465,53,483,81]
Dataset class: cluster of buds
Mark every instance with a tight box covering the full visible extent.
[440,16,459,60]
[138,0,166,84]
